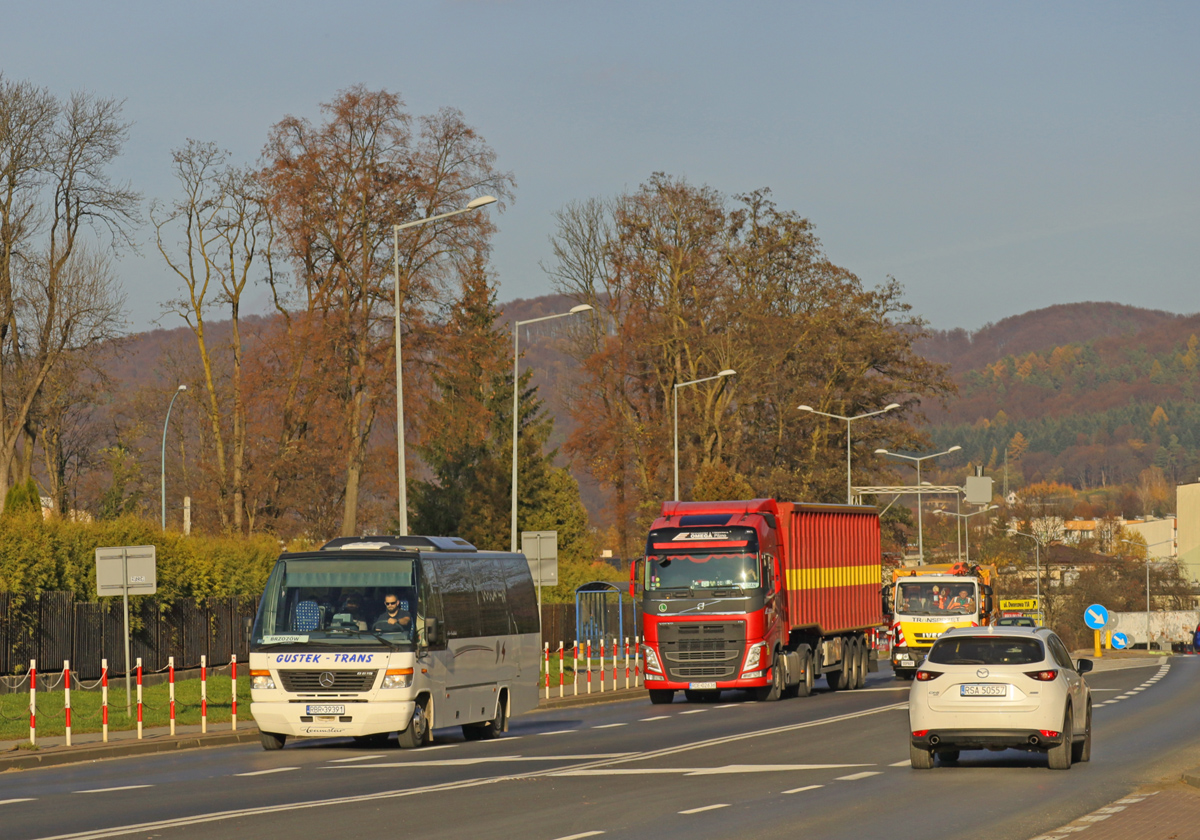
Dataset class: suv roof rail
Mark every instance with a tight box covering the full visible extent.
[319,535,477,552]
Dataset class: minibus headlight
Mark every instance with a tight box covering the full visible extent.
[250,670,276,690]
[382,668,414,689]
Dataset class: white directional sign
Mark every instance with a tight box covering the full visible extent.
[1084,603,1109,630]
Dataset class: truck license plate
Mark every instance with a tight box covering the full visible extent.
[960,684,1006,697]
[688,682,717,690]
[306,704,346,715]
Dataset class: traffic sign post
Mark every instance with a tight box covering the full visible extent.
[521,531,558,630]
[96,546,157,715]
[1084,603,1109,659]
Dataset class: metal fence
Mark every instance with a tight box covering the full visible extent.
[0,592,258,681]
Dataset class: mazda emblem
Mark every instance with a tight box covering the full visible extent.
[976,668,989,679]
[318,671,336,688]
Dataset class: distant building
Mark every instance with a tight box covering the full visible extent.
[1018,515,1176,559]
[1179,483,1200,582]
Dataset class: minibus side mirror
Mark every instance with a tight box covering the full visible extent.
[424,617,439,646]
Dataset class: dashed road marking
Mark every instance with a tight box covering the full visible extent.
[329,754,386,763]
[783,784,824,794]
[539,729,578,735]
[552,833,605,840]
[235,767,300,777]
[593,723,627,729]
[714,704,740,708]
[77,785,154,793]
[836,771,881,781]
[679,709,707,715]
[0,798,36,805]
[680,803,729,814]
[640,716,670,722]
[889,760,911,766]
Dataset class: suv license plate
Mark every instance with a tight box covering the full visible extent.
[960,684,1006,697]
[306,704,346,715]
[688,682,717,690]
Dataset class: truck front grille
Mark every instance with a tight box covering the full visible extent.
[278,670,377,693]
[657,621,746,682]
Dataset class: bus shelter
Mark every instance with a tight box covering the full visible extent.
[575,581,635,646]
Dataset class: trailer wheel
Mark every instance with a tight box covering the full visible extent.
[846,638,862,690]
[855,638,869,689]
[648,689,675,705]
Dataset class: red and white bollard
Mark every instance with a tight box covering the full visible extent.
[200,654,208,734]
[586,641,592,694]
[573,643,579,696]
[29,659,36,746]
[558,642,564,698]
[611,638,617,689]
[544,642,550,699]
[636,635,642,686]
[625,638,630,690]
[101,658,109,743]
[136,657,144,739]
[63,660,72,747]
[168,656,176,736]
[599,639,605,693]
[231,654,238,731]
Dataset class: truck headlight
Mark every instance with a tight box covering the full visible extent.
[743,642,766,672]
[643,646,663,674]
[250,670,276,690]
[382,668,413,689]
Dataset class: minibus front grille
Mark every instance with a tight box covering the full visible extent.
[278,670,377,692]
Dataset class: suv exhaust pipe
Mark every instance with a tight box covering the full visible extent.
[1028,735,1040,746]
[929,735,940,746]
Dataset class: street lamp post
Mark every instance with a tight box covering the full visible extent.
[1120,537,1176,634]
[673,370,736,501]
[798,403,901,505]
[933,504,998,565]
[1012,530,1043,623]
[392,196,497,536]
[161,385,187,530]
[875,446,961,561]
[510,304,593,552]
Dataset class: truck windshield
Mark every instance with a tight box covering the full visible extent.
[897,580,977,617]
[646,552,760,591]
[251,557,417,647]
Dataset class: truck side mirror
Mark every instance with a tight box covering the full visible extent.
[981,584,994,615]
[630,559,640,599]
[424,616,439,646]
[880,586,892,615]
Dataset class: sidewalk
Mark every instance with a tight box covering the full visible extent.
[1031,782,1200,840]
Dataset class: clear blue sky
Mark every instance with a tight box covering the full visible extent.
[4,1,1197,332]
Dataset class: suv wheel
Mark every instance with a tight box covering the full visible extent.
[1047,707,1074,770]
[1072,701,1092,763]
[909,741,934,770]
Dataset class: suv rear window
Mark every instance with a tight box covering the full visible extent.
[928,636,1044,666]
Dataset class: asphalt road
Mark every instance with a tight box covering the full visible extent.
[2,657,1198,840]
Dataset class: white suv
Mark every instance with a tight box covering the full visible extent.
[908,626,1092,769]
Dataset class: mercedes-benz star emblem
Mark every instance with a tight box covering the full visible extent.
[976,668,990,679]
[318,671,336,688]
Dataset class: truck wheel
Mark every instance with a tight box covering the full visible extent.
[1072,701,1092,763]
[846,638,862,690]
[1047,707,1074,770]
[397,697,430,749]
[755,654,783,701]
[648,689,675,705]
[795,650,813,697]
[855,639,869,689]
[260,731,286,751]
[909,742,934,769]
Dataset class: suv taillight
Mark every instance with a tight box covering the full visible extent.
[915,670,942,681]
[1025,669,1058,681]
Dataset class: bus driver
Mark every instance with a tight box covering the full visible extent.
[373,592,413,635]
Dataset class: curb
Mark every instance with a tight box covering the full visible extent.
[537,687,646,710]
[1183,768,1200,789]
[0,729,260,772]
[1085,654,1168,673]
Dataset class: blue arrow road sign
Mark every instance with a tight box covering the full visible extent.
[1084,603,1109,630]
[1112,632,1129,649]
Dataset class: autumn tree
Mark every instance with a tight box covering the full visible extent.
[262,86,513,535]
[547,175,952,557]
[0,77,137,510]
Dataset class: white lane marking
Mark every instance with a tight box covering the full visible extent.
[552,833,605,840]
[234,767,300,777]
[556,763,871,777]
[836,771,881,781]
[680,804,729,814]
[76,786,153,794]
[889,760,911,766]
[539,729,578,735]
[334,754,635,768]
[33,702,910,840]
[714,704,740,708]
[680,709,707,715]
[640,716,669,722]
[329,754,386,763]
[592,723,627,729]
[1090,688,1121,692]
[1116,694,1134,699]
[1116,798,1146,804]
[783,784,824,794]
[0,798,36,805]
[858,687,910,692]
[1102,700,1119,704]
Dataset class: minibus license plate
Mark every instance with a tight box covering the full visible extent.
[960,684,1005,697]
[688,682,717,690]
[306,704,345,715]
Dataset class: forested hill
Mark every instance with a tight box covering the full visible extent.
[922,302,1200,492]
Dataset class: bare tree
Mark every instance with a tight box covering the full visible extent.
[0,77,138,509]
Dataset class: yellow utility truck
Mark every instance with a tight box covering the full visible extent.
[886,562,999,680]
